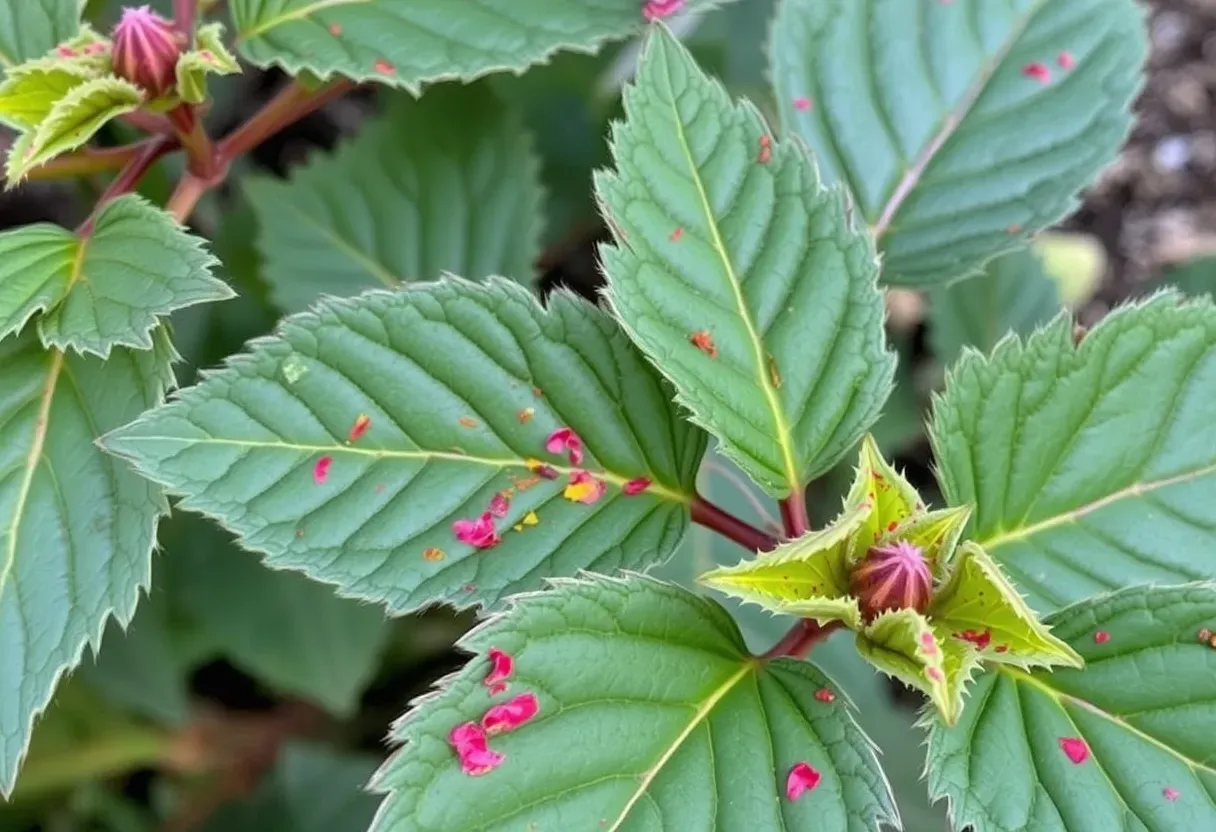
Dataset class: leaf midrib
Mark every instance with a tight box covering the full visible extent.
[606,660,755,832]
[662,50,799,493]
[871,0,1048,238]
[237,0,371,41]
[978,461,1216,551]
[0,350,65,599]
[110,433,691,504]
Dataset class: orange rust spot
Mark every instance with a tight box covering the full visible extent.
[532,386,543,397]
[375,59,395,76]
[757,135,772,164]
[518,407,535,423]
[690,330,718,358]
[328,23,342,35]
[459,417,478,428]
[669,226,684,242]
[423,547,446,562]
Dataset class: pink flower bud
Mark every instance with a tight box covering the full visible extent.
[111,6,184,97]
[850,540,933,621]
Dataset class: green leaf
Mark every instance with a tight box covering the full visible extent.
[0,58,97,130]
[929,248,1062,366]
[0,194,232,357]
[370,574,898,831]
[930,542,1082,670]
[166,515,390,716]
[5,75,142,184]
[596,25,895,497]
[229,0,729,89]
[175,23,241,105]
[1152,255,1216,299]
[856,607,963,725]
[246,84,543,313]
[101,279,706,612]
[0,328,175,795]
[930,292,1216,612]
[926,584,1216,832]
[0,0,81,72]
[771,0,1146,287]
[203,742,381,832]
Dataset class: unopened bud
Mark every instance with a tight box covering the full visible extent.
[850,540,932,621]
[111,6,183,97]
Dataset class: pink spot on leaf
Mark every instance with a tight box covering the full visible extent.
[546,427,584,465]
[920,632,938,655]
[1058,51,1075,70]
[1059,737,1089,764]
[642,0,684,21]
[926,666,944,682]
[1164,787,1180,802]
[453,512,500,550]
[623,477,652,496]
[564,470,607,505]
[1022,62,1051,84]
[482,692,539,735]
[448,722,505,777]
[1094,630,1110,644]
[57,46,78,57]
[814,688,836,703]
[786,762,821,800]
[956,629,992,651]
[484,648,514,695]
[328,23,342,36]
[313,456,332,484]
[669,226,684,242]
[792,96,812,111]
[374,59,395,76]
[757,135,772,164]
[690,330,718,358]
[348,413,371,442]
[489,492,511,519]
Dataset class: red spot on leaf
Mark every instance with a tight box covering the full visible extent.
[669,226,684,242]
[792,96,812,111]
[423,547,445,562]
[85,42,107,55]
[1058,51,1075,70]
[1094,630,1110,644]
[328,23,342,35]
[920,632,938,655]
[459,416,478,429]
[690,330,718,358]
[448,722,505,776]
[482,692,539,735]
[200,49,214,60]
[786,762,820,800]
[642,0,684,21]
[956,629,992,650]
[526,459,560,480]
[1198,627,1213,643]
[1164,787,1180,802]
[489,492,511,519]
[564,470,606,505]
[623,477,652,496]
[374,59,395,76]
[532,386,543,397]
[546,427,585,465]
[1059,737,1089,764]
[484,647,514,695]
[452,512,500,549]
[814,688,836,703]
[995,644,1009,653]
[1022,62,1051,84]
[517,407,534,423]
[887,521,898,532]
[926,666,944,682]
[348,413,371,442]
[757,134,772,164]
[57,46,77,57]
[313,456,332,484]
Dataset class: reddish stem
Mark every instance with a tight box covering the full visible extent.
[761,620,840,661]
[122,111,175,136]
[25,142,151,181]
[690,496,778,554]
[174,0,196,39]
[78,136,177,234]
[218,79,354,161]
[779,493,810,539]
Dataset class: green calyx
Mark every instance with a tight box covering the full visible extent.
[698,435,1081,724]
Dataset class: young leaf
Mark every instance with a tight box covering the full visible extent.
[0,59,97,130]
[0,194,231,356]
[246,84,543,313]
[931,292,1216,612]
[929,248,1062,366]
[772,0,1146,287]
[370,574,898,831]
[5,75,143,184]
[101,280,706,612]
[166,515,390,716]
[0,329,175,795]
[926,584,1216,832]
[202,742,381,832]
[596,25,895,497]
[175,23,241,105]
[0,0,81,72]
[229,0,727,89]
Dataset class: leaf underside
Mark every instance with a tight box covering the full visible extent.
[0,1,80,73]
[927,584,1216,832]
[371,574,899,831]
[246,84,543,313]
[0,328,175,795]
[101,279,705,613]
[931,292,1216,613]
[596,26,894,497]
[771,0,1146,286]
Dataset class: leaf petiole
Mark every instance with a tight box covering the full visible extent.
[690,495,778,554]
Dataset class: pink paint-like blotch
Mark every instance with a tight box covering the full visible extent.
[565,470,607,505]
[482,693,539,735]
[786,762,821,800]
[1058,51,1075,70]
[792,96,813,111]
[1022,62,1051,84]
[1059,737,1089,764]
[1094,630,1110,644]
[448,721,505,777]
[484,647,514,695]
[545,427,585,465]
[1164,787,1180,802]
[814,688,836,703]
[489,492,511,518]
[453,512,500,550]
[623,477,652,496]
[920,631,938,655]
[642,0,684,21]
[313,456,332,484]
[957,629,992,650]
